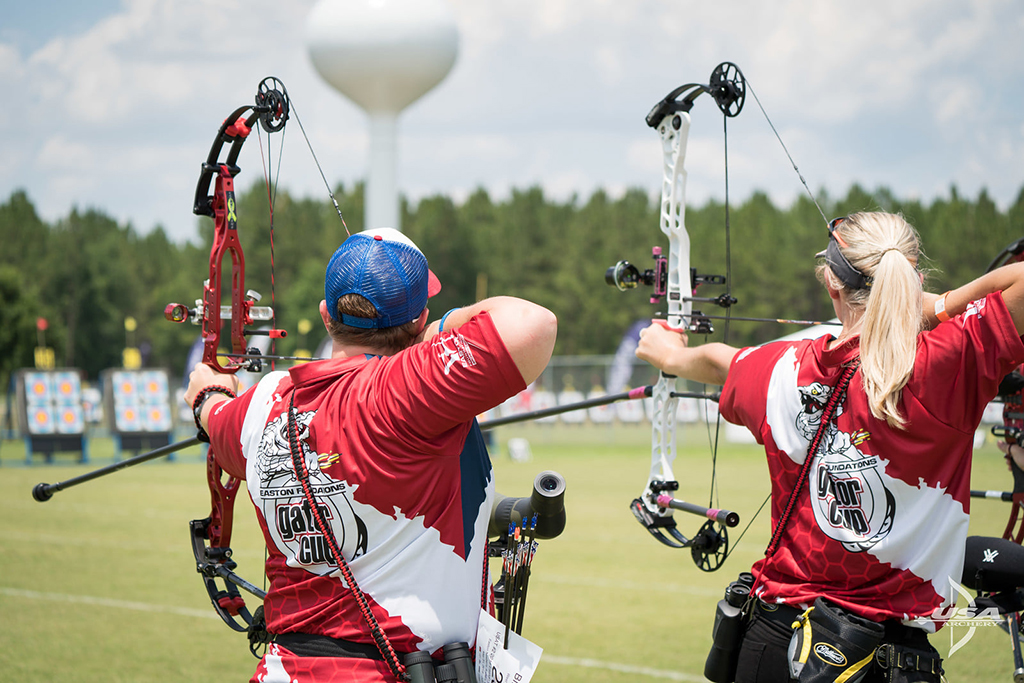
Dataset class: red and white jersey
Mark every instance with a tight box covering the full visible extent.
[208,312,525,679]
[721,293,1024,628]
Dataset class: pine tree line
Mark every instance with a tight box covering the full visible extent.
[1,182,1021,388]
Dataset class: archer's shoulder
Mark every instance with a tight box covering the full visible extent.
[732,338,812,366]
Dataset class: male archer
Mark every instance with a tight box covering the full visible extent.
[186,227,557,682]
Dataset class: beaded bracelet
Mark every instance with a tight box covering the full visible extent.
[192,385,237,442]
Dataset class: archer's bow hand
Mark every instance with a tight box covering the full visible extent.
[636,320,689,374]
[637,322,737,386]
[998,441,1024,473]
[184,362,240,408]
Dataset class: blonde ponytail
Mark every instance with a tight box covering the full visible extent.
[819,212,922,428]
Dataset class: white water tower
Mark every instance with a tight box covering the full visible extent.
[306,0,459,231]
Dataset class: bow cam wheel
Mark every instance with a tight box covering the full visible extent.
[709,62,745,118]
[690,519,729,572]
[256,77,290,133]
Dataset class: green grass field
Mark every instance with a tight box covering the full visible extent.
[1,423,1020,682]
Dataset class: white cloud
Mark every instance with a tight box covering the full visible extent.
[2,0,1023,243]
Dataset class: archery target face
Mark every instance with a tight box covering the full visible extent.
[143,406,172,432]
[116,406,142,432]
[29,407,56,434]
[53,372,80,404]
[25,373,52,405]
[113,371,139,401]
[109,369,172,433]
[141,371,169,401]
[56,406,84,434]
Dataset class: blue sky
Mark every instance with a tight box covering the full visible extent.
[2,0,1022,243]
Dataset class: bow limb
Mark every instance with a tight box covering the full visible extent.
[190,456,266,634]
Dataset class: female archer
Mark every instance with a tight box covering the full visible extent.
[636,211,1024,682]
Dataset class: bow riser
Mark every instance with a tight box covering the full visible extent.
[643,110,692,523]
[201,165,254,374]
[658,109,692,330]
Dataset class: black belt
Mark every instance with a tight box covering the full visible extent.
[753,599,930,647]
[272,632,395,660]
[751,599,802,628]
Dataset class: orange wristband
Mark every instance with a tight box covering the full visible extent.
[934,291,951,323]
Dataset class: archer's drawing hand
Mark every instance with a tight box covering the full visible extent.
[636,320,688,373]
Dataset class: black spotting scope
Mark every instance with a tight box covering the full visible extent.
[489,470,566,541]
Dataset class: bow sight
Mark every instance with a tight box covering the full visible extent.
[605,250,729,335]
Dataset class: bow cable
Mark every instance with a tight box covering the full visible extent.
[257,119,286,371]
[288,97,351,238]
[744,81,829,226]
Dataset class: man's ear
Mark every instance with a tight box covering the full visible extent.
[319,300,332,328]
[415,308,430,335]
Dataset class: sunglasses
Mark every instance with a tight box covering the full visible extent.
[828,216,851,248]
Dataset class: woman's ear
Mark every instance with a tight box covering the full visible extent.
[822,269,842,301]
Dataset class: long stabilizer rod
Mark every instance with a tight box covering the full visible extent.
[32,436,202,502]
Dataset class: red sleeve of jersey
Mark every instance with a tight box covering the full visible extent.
[719,342,795,441]
[370,310,527,439]
[913,291,1024,431]
[207,386,257,480]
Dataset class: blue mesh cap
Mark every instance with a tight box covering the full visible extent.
[324,228,442,329]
